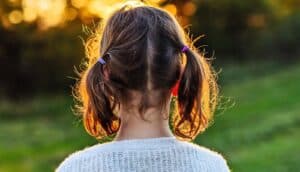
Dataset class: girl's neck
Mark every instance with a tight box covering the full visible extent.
[113,106,174,141]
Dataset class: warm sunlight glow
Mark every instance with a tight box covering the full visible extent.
[23,7,37,22]
[163,4,177,16]
[4,0,181,30]
[22,0,66,29]
[182,1,197,17]
[71,0,88,9]
[87,0,107,17]
[8,10,23,24]
[65,8,78,21]
[151,0,166,3]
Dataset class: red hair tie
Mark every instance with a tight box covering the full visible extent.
[171,45,187,96]
[171,80,180,96]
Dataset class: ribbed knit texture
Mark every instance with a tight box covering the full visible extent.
[56,136,231,172]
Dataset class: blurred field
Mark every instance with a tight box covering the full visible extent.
[1,62,299,172]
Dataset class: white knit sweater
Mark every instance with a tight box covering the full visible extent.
[56,136,230,172]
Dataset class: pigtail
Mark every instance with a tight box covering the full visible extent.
[73,4,219,141]
[175,46,218,141]
[82,61,120,139]
[79,54,120,138]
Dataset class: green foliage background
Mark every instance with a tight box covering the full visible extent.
[0,0,299,171]
[1,62,299,171]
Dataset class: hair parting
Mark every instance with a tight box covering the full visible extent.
[73,3,219,142]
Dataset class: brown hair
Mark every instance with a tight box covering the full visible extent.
[73,3,219,141]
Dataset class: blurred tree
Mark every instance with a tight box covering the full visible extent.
[0,0,299,99]
[190,0,300,62]
[190,0,270,61]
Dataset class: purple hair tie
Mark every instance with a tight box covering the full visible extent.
[98,58,106,65]
[181,45,189,53]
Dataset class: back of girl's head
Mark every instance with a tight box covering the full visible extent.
[74,2,219,141]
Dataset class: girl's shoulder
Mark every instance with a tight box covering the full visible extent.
[54,143,109,172]
[181,141,226,161]
[178,140,226,158]
[176,140,231,171]
[55,138,231,172]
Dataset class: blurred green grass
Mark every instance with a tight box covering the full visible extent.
[1,62,299,172]
[197,61,300,171]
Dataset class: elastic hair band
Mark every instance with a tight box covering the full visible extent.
[98,57,106,65]
[181,45,189,53]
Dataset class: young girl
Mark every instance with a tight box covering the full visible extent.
[56,2,230,172]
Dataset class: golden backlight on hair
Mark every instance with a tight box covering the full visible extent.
[73,2,219,142]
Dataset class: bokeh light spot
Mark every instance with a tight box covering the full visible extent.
[182,1,197,17]
[8,10,23,24]
[164,4,177,16]
[71,0,87,9]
